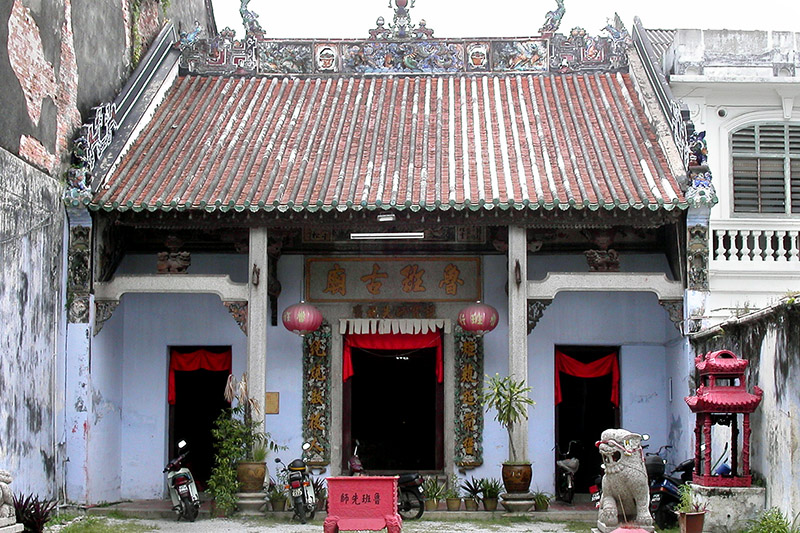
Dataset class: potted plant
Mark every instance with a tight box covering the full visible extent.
[675,484,706,533]
[422,476,444,511]
[532,489,551,512]
[207,373,283,516]
[444,475,462,511]
[312,477,328,512]
[267,478,287,512]
[460,477,482,511]
[480,478,503,511]
[483,373,536,494]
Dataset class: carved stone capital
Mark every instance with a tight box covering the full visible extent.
[659,299,683,332]
[224,301,248,335]
[94,300,119,335]
[527,299,552,334]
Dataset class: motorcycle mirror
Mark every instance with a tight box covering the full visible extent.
[641,434,650,441]
[302,442,311,451]
[275,458,281,463]
[178,440,187,449]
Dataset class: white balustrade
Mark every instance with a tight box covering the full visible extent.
[710,222,800,267]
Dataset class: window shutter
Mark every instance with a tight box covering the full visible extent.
[792,159,800,214]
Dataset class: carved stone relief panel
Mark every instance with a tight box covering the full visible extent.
[454,326,484,468]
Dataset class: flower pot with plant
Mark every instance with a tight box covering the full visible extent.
[443,476,462,511]
[268,479,287,512]
[422,476,444,511]
[483,374,536,494]
[675,484,706,533]
[532,490,551,512]
[207,373,284,516]
[312,477,328,512]
[461,477,482,511]
[480,478,503,511]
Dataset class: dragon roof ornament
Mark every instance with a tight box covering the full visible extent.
[369,0,434,40]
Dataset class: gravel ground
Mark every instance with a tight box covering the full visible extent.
[58,516,588,533]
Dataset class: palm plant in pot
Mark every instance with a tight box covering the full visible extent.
[460,477,483,511]
[483,373,536,494]
[422,476,444,511]
[479,478,503,511]
[207,373,283,516]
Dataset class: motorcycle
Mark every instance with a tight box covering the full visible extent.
[646,444,694,530]
[348,440,425,520]
[555,440,581,504]
[275,443,316,524]
[163,439,200,522]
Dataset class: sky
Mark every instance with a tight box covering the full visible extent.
[210,0,800,40]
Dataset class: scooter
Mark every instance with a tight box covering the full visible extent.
[163,440,200,522]
[348,440,424,520]
[647,444,694,530]
[275,443,316,524]
[555,440,581,504]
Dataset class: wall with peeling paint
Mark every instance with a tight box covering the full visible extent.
[0,147,63,497]
[692,306,800,520]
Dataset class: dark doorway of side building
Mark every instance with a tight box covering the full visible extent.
[555,345,620,494]
[168,346,232,491]
[343,347,443,473]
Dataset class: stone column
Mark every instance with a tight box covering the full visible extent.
[248,228,269,423]
[507,226,528,462]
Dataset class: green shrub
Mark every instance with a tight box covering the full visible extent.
[743,507,800,533]
[13,493,57,533]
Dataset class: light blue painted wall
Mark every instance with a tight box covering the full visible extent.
[82,251,687,500]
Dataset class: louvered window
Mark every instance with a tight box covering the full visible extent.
[731,124,800,214]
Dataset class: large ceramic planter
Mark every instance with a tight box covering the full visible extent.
[236,461,266,492]
[501,463,532,493]
[678,511,706,533]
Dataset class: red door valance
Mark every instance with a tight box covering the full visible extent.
[343,331,443,383]
[169,348,232,404]
[554,350,620,407]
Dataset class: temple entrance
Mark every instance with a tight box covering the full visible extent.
[555,346,620,493]
[168,347,231,490]
[343,347,443,473]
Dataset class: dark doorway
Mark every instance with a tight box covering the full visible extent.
[555,346,620,493]
[169,347,231,491]
[343,347,442,473]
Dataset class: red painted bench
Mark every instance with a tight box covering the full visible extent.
[323,476,402,533]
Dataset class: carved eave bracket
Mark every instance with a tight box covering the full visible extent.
[527,299,552,334]
[94,300,119,336]
[659,299,683,332]
[224,301,248,334]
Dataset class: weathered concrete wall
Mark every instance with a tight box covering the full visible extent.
[0,146,64,496]
[692,305,800,520]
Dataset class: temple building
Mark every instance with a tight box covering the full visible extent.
[61,0,710,503]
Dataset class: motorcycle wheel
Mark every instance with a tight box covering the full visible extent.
[180,495,198,522]
[654,500,677,530]
[307,503,316,521]
[293,495,306,524]
[397,489,424,520]
[556,473,574,504]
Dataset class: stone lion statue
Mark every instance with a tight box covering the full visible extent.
[595,428,654,533]
[0,469,15,519]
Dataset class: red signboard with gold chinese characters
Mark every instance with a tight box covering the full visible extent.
[305,257,481,303]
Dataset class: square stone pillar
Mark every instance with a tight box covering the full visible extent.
[507,225,529,462]
[247,228,269,421]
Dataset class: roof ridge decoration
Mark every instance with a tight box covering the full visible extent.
[178,1,632,76]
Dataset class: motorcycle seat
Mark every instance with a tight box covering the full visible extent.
[397,473,422,486]
[556,458,579,473]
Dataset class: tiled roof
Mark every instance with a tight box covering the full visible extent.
[92,72,687,213]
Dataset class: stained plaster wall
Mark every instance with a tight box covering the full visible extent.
[89,250,685,499]
[0,147,63,497]
[691,308,800,519]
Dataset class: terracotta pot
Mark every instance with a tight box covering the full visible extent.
[678,511,706,533]
[424,499,439,511]
[464,498,479,511]
[445,497,462,511]
[236,461,266,492]
[501,463,532,493]
[270,498,287,511]
[482,497,498,511]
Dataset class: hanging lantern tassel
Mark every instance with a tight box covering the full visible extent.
[282,301,323,336]
[457,302,499,335]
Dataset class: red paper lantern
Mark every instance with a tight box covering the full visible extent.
[457,302,499,335]
[282,302,323,335]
